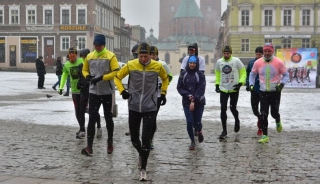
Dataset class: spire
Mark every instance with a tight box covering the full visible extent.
[174,0,203,18]
[150,28,154,36]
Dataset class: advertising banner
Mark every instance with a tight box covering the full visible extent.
[276,48,318,88]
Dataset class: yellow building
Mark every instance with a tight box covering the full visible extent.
[216,0,320,66]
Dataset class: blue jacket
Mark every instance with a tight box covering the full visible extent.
[177,61,206,107]
[246,58,260,92]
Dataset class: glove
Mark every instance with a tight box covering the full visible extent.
[85,75,94,82]
[246,86,250,91]
[233,83,243,91]
[215,85,220,93]
[275,83,284,91]
[121,90,130,99]
[160,94,167,106]
[91,76,103,85]
[58,89,63,95]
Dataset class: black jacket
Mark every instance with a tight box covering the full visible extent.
[77,63,90,96]
[35,59,46,76]
[55,60,63,75]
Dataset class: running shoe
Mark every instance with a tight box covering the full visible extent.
[258,135,269,143]
[276,120,282,133]
[96,128,102,138]
[81,147,93,156]
[219,131,227,139]
[107,142,113,154]
[139,169,147,181]
[76,131,85,139]
[189,142,195,150]
[198,131,204,143]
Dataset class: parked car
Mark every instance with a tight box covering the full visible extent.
[118,62,129,90]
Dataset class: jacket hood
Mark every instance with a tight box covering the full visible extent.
[188,43,198,56]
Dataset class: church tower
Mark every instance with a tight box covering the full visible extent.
[200,0,221,38]
[159,0,182,41]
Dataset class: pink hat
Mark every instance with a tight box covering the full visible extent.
[263,43,274,52]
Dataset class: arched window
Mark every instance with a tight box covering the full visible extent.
[205,55,209,64]
[165,52,170,64]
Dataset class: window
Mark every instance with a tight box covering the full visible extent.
[76,4,87,25]
[45,10,52,24]
[283,9,292,26]
[302,39,310,48]
[241,10,249,26]
[264,10,272,26]
[61,37,70,50]
[9,5,20,24]
[77,36,86,50]
[21,37,38,63]
[78,9,86,24]
[165,52,170,64]
[283,39,291,49]
[302,9,310,26]
[60,5,71,24]
[0,6,4,24]
[241,39,250,52]
[0,37,5,63]
[27,10,35,24]
[265,39,273,44]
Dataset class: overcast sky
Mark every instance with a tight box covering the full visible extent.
[121,0,227,38]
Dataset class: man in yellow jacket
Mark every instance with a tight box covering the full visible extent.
[81,34,119,156]
[114,42,168,181]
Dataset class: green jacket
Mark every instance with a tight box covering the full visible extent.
[60,58,83,94]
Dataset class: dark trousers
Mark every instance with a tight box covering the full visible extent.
[53,75,61,88]
[251,91,261,118]
[72,94,82,130]
[150,97,161,140]
[259,91,281,136]
[38,74,45,88]
[129,110,157,170]
[220,91,240,133]
[79,92,101,132]
[183,105,204,142]
[87,94,114,149]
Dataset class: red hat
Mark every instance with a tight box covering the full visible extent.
[263,43,274,52]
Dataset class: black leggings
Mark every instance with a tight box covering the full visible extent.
[259,91,281,136]
[150,97,161,140]
[220,91,240,133]
[87,94,114,149]
[251,91,261,118]
[129,110,157,170]
[78,92,101,132]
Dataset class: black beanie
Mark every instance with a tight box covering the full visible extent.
[255,46,263,54]
[93,34,106,45]
[150,46,158,55]
[68,47,77,54]
[222,45,232,53]
[138,42,150,54]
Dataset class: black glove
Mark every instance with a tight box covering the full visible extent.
[275,83,284,91]
[246,86,250,91]
[91,76,103,85]
[85,75,94,82]
[233,83,243,91]
[160,94,166,105]
[215,85,220,93]
[121,90,130,99]
[58,89,63,95]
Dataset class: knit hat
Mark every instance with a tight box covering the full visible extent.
[188,56,197,63]
[93,34,106,46]
[68,47,77,54]
[263,43,274,52]
[138,42,150,54]
[150,46,158,55]
[222,45,232,53]
[80,49,90,57]
[255,46,263,54]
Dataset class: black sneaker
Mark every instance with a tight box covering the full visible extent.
[198,131,204,143]
[234,121,240,133]
[81,147,93,157]
[219,132,227,139]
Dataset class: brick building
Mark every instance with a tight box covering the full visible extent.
[0,0,131,70]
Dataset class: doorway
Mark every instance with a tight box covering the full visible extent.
[44,37,54,66]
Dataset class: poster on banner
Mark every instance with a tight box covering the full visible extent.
[276,48,318,88]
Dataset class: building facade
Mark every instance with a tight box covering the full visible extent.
[0,0,131,70]
[216,0,320,66]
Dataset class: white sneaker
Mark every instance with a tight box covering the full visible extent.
[139,169,147,181]
[96,128,102,138]
[76,131,85,139]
